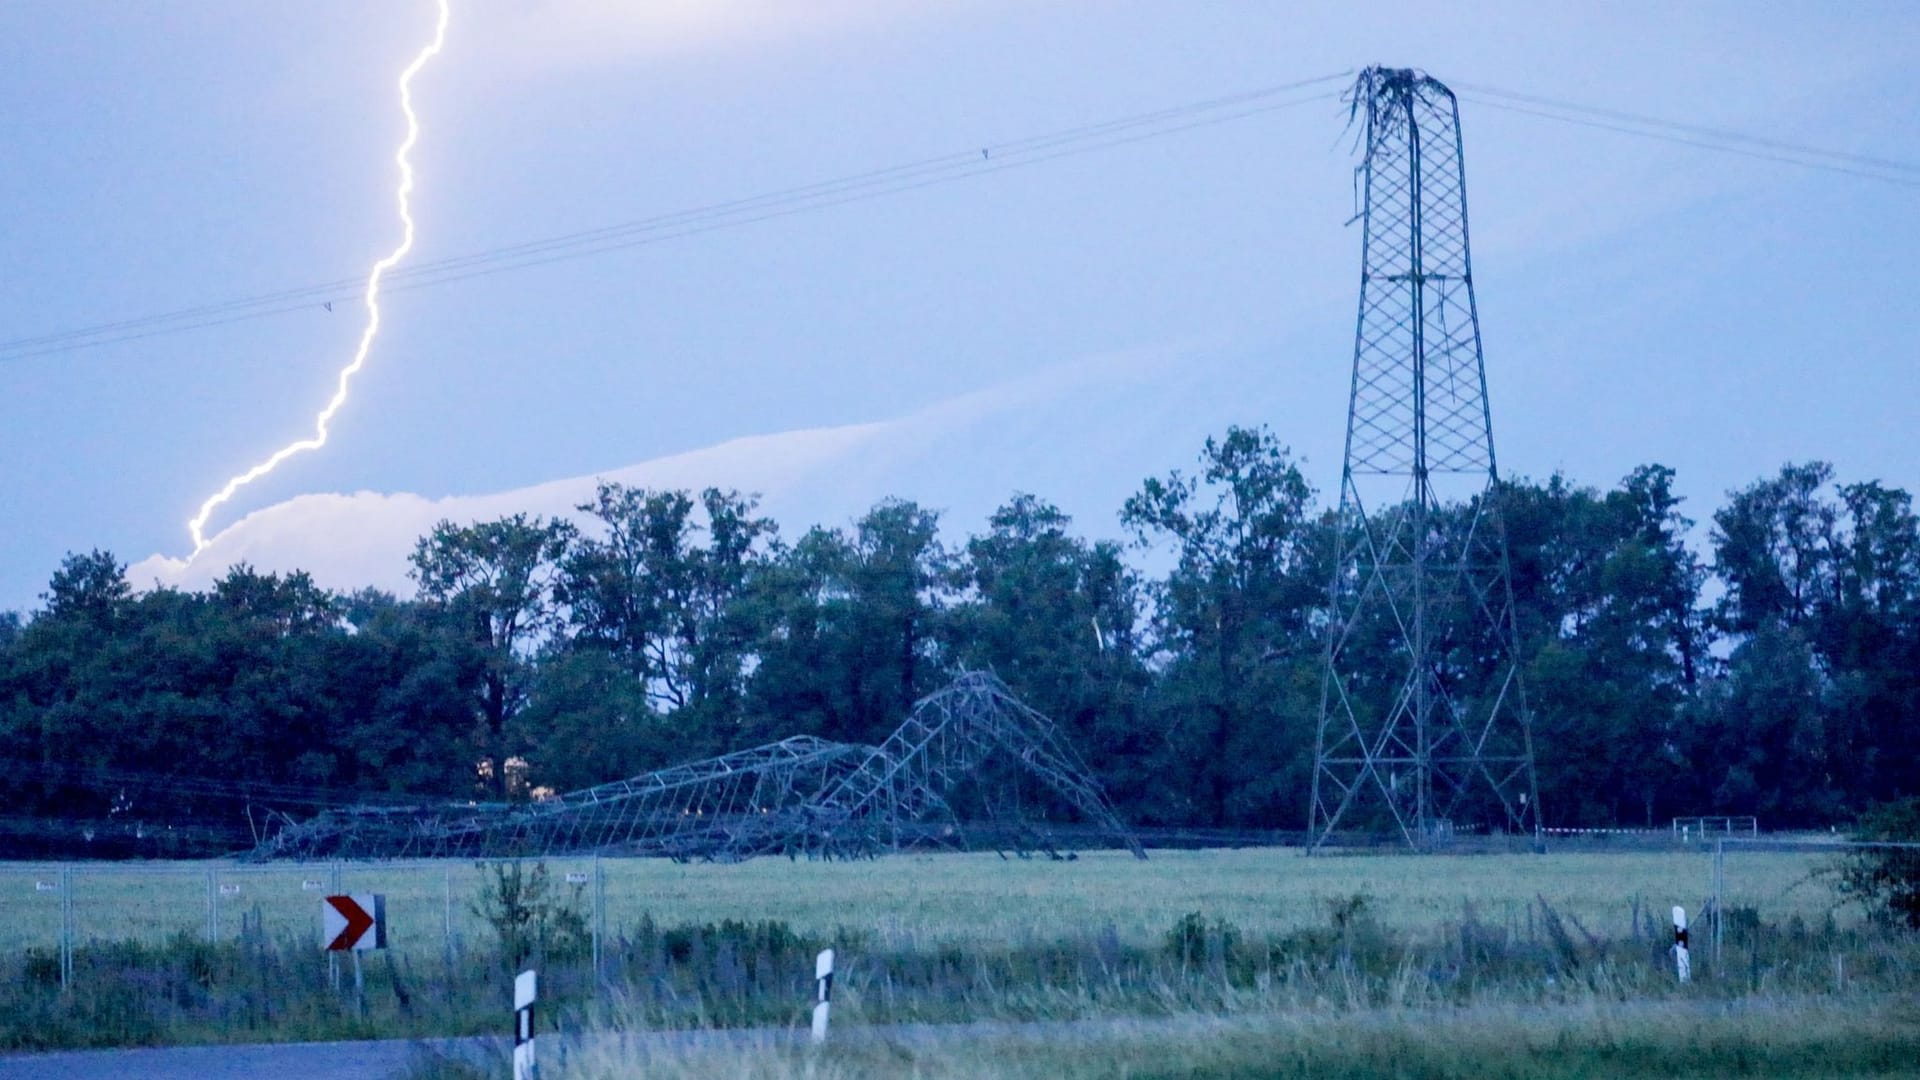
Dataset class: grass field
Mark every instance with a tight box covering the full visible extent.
[0,846,1846,957]
[6,844,1912,1074]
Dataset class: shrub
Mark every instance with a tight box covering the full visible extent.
[1839,798,1920,929]
[1164,911,1241,967]
[470,861,590,969]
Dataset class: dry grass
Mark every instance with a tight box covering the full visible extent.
[441,997,1920,1080]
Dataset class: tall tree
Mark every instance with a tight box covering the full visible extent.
[558,483,777,758]
[1122,426,1323,826]
[1829,482,1920,801]
[411,515,573,798]
[1713,462,1839,635]
[747,499,952,748]
[951,494,1153,812]
[1502,468,1704,825]
[1701,462,1892,824]
[333,588,479,796]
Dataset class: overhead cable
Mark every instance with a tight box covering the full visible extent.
[0,73,1351,363]
[1455,84,1920,189]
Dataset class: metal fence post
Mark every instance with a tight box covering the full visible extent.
[328,861,344,991]
[593,854,605,986]
[60,865,74,991]
[206,868,217,944]
[1711,839,1726,968]
[443,863,455,962]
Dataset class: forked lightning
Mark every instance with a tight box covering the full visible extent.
[187,0,450,555]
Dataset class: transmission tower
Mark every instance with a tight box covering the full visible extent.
[1309,68,1540,850]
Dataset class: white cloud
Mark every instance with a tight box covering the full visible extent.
[128,419,890,598]
[126,343,1180,598]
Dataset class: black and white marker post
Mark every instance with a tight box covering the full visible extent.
[514,969,538,1080]
[811,948,834,1045]
[1671,905,1691,984]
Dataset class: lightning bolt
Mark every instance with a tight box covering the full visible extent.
[187,0,450,556]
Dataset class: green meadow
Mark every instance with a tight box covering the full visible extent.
[0,846,1836,957]
[8,845,1916,1078]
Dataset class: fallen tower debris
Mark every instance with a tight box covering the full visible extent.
[255,671,1145,862]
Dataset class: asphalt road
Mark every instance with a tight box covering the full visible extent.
[0,1035,518,1080]
[0,1036,482,1080]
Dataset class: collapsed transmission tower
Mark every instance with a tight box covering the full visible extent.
[1309,68,1540,850]
[256,672,1144,862]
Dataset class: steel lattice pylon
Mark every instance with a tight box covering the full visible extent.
[1308,68,1540,851]
[255,672,1144,862]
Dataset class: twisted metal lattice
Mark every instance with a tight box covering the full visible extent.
[1309,68,1540,851]
[256,672,1144,862]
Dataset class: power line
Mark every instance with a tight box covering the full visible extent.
[1456,86,1920,189]
[0,73,1351,364]
[1455,81,1920,176]
[10,71,1911,365]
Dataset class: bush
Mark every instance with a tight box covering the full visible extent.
[1164,911,1241,967]
[1839,798,1920,929]
[1326,891,1376,933]
[470,861,590,969]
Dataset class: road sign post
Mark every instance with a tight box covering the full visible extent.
[1672,905,1691,983]
[514,969,538,1080]
[322,894,386,952]
[323,893,384,1011]
[811,948,834,1045]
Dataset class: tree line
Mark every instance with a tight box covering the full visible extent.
[2,427,1916,853]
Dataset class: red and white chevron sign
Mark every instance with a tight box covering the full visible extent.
[322,894,386,951]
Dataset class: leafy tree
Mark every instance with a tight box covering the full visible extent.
[41,549,132,628]
[1826,482,1920,803]
[1122,426,1323,826]
[741,525,855,744]
[513,649,659,794]
[747,499,953,748]
[561,485,698,704]
[200,565,345,786]
[1502,468,1703,825]
[411,515,574,799]
[950,494,1154,814]
[1713,462,1839,635]
[559,483,777,756]
[1699,463,1920,824]
[1,552,155,824]
[843,498,952,739]
[332,588,480,796]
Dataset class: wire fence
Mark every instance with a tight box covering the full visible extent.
[7,839,1903,993]
[3,857,612,991]
[1705,837,1920,965]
